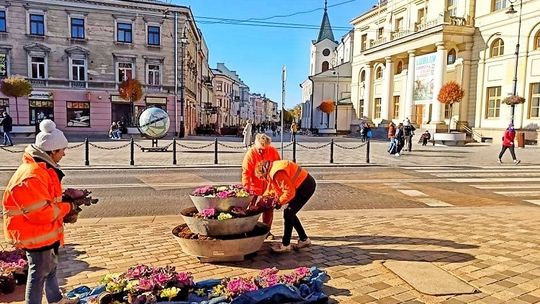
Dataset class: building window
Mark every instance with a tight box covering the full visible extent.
[322,48,330,56]
[490,38,504,57]
[322,61,329,72]
[0,53,7,78]
[216,81,223,91]
[447,49,457,64]
[417,8,426,24]
[375,66,383,79]
[396,61,403,74]
[361,34,367,51]
[530,83,540,118]
[71,18,85,39]
[491,0,506,11]
[117,22,132,43]
[534,30,540,50]
[377,27,383,39]
[374,98,382,118]
[393,96,400,118]
[0,11,6,32]
[147,64,160,85]
[360,70,366,82]
[395,17,403,32]
[486,86,501,118]
[117,62,133,82]
[447,0,457,17]
[30,57,46,79]
[359,99,365,117]
[67,101,90,127]
[30,14,45,36]
[147,26,160,46]
[71,59,85,81]
[0,99,8,115]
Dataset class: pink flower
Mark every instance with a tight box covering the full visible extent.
[294,267,311,278]
[151,272,172,288]
[200,208,216,218]
[176,272,194,287]
[137,278,154,291]
[226,277,258,297]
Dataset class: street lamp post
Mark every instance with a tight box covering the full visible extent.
[333,70,339,131]
[179,26,189,138]
[506,0,522,125]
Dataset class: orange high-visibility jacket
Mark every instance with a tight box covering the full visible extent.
[264,160,308,205]
[2,154,72,250]
[241,146,280,195]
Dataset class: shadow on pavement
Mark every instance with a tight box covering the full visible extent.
[57,244,105,286]
[309,235,478,250]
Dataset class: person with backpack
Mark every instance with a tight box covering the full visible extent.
[403,118,416,152]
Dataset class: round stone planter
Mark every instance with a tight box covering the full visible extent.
[172,223,269,262]
[189,195,253,213]
[180,207,261,236]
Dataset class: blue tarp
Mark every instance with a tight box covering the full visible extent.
[68,267,328,304]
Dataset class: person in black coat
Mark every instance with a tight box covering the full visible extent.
[0,112,13,146]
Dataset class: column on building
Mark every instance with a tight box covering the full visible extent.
[363,64,372,119]
[431,42,447,124]
[458,42,473,127]
[381,56,393,122]
[404,50,416,122]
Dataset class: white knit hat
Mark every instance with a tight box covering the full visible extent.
[35,120,68,151]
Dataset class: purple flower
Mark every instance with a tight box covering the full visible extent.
[151,272,172,288]
[294,267,311,278]
[259,267,279,277]
[176,272,194,287]
[137,278,154,291]
[226,277,258,297]
[200,208,216,218]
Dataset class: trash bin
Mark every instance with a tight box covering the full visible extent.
[516,132,525,148]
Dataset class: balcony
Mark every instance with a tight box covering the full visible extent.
[29,78,47,87]
[370,37,387,48]
[145,85,162,93]
[392,30,412,40]
[70,81,87,89]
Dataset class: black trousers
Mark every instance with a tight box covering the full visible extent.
[282,174,316,246]
[499,145,517,160]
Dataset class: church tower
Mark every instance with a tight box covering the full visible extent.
[309,0,338,76]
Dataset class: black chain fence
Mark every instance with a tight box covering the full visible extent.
[0,138,371,166]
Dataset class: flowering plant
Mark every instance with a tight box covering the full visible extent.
[503,95,526,105]
[193,206,252,220]
[191,184,251,198]
[0,249,27,276]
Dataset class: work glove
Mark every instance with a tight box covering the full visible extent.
[63,188,91,202]
[63,205,82,224]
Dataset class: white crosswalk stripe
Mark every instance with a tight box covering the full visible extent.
[404,165,540,207]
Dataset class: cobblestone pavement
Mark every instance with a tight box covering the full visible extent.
[2,207,540,304]
[2,134,540,168]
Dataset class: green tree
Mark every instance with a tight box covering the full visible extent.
[1,76,32,124]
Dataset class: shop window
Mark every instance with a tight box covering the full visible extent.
[374,98,382,118]
[29,100,54,125]
[0,11,6,32]
[530,83,540,118]
[67,101,90,127]
[375,66,383,79]
[70,59,86,81]
[30,57,46,79]
[117,22,132,43]
[486,86,501,118]
[447,49,457,64]
[70,18,85,39]
[490,38,504,57]
[117,62,133,82]
[147,25,160,46]
[111,101,134,127]
[393,96,400,118]
[147,64,160,85]
[30,14,45,36]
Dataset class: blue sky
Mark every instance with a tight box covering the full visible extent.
[175,0,375,108]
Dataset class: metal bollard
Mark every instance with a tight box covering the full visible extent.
[84,138,89,166]
[366,138,370,164]
[130,137,134,166]
[292,138,297,163]
[214,138,218,165]
[330,139,334,164]
[173,138,177,165]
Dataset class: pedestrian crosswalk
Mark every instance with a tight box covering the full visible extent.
[403,165,540,207]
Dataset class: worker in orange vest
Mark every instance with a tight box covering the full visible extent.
[2,120,91,304]
[255,160,317,253]
[242,133,281,239]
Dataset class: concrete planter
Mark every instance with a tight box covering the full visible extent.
[172,223,269,262]
[189,195,253,213]
[433,132,467,146]
[180,207,261,236]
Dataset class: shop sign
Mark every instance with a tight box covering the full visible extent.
[0,54,6,77]
[29,91,53,100]
[145,97,167,105]
[111,95,130,103]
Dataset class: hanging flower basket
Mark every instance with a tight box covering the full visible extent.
[503,95,526,105]
[319,100,335,113]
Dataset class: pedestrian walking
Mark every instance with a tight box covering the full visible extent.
[403,118,416,152]
[498,123,521,165]
[2,119,94,304]
[271,124,277,137]
[392,123,405,156]
[242,119,253,149]
[242,134,281,239]
[255,160,316,253]
[290,122,298,142]
[0,112,14,146]
[387,122,396,154]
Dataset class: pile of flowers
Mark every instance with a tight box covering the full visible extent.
[194,206,247,220]
[191,184,251,198]
[195,267,312,300]
[0,249,28,294]
[100,264,194,302]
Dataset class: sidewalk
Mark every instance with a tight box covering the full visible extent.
[2,206,540,303]
[1,135,540,169]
